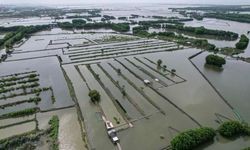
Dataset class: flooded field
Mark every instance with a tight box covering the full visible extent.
[36,107,87,150]
[1,4,250,147]
[192,52,250,123]
[0,57,74,110]
[0,121,36,140]
[185,18,250,57]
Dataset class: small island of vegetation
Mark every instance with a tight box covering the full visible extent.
[205,54,226,68]
[0,25,51,49]
[236,34,249,50]
[163,24,238,40]
[171,127,216,150]
[218,121,250,138]
[171,120,250,150]
[88,90,101,104]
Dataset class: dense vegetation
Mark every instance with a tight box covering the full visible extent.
[132,26,149,36]
[175,5,250,12]
[72,19,87,29]
[0,108,39,118]
[171,121,250,150]
[204,13,250,24]
[163,24,238,40]
[218,121,250,138]
[0,25,50,49]
[173,5,250,23]
[171,127,216,150]
[88,90,101,103]
[137,30,216,51]
[0,73,38,82]
[48,116,59,150]
[58,22,130,32]
[205,54,226,68]
[138,19,185,26]
[0,97,41,109]
[102,15,116,21]
[118,17,127,20]
[66,13,101,19]
[1,7,101,18]
[235,34,249,50]
[0,130,41,149]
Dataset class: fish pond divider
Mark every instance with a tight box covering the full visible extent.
[188,51,242,122]
[87,64,131,124]
[142,57,186,83]
[0,118,35,130]
[114,58,202,127]
[97,63,146,117]
[61,66,92,149]
[124,58,169,87]
[68,47,180,64]
[107,62,166,116]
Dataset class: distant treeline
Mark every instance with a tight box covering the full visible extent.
[1,7,101,18]
[177,10,250,24]
[204,13,250,24]
[66,14,101,19]
[57,20,130,32]
[172,5,250,12]
[0,25,50,49]
[133,26,216,51]
[138,18,193,26]
[163,24,238,40]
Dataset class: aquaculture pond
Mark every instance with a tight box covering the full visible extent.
[36,107,87,150]
[0,57,74,110]
[192,51,250,123]
[63,47,247,149]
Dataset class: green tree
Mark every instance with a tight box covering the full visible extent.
[163,65,167,72]
[88,90,101,103]
[218,121,245,138]
[171,69,176,74]
[205,54,226,68]
[157,59,162,67]
[171,127,216,150]
[236,34,249,50]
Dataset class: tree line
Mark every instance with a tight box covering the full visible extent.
[0,25,50,49]
[171,120,250,150]
[58,20,130,32]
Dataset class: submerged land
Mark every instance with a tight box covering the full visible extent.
[0,3,250,150]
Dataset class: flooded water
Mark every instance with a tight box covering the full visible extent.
[0,57,74,111]
[78,65,126,127]
[0,115,35,127]
[0,121,36,140]
[185,18,250,57]
[0,6,250,148]
[144,49,237,128]
[63,64,115,150]
[192,52,250,123]
[197,135,250,150]
[36,107,87,150]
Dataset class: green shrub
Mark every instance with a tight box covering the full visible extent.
[1,108,38,118]
[88,90,101,103]
[171,127,216,150]
[206,54,226,68]
[218,121,245,138]
[49,115,59,150]
[236,34,249,50]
